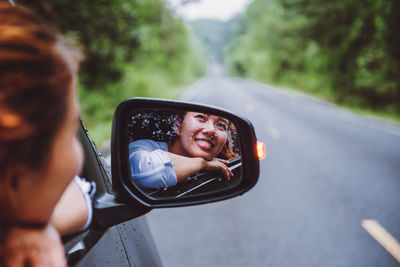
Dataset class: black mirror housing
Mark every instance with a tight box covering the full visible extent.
[111,97,260,208]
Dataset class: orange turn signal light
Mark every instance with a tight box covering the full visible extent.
[257,142,266,160]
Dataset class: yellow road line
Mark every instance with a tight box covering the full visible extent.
[362,219,400,263]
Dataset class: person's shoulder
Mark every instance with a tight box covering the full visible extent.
[129,139,167,151]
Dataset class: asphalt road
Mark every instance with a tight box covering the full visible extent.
[145,65,400,267]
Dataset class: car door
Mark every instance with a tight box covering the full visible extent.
[63,123,162,266]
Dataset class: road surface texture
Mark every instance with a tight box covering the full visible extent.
[146,63,400,267]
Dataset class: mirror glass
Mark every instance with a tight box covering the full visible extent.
[126,109,242,200]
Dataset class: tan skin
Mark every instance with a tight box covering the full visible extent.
[168,112,233,182]
[3,83,84,225]
[0,225,66,267]
[0,44,88,266]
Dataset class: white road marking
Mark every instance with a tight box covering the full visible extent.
[362,219,400,263]
[266,125,281,139]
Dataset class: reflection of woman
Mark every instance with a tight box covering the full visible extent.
[0,4,93,265]
[129,112,238,189]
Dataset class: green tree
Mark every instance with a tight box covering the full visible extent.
[227,0,400,114]
[17,0,206,143]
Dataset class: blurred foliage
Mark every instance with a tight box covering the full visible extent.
[226,0,400,114]
[18,0,206,144]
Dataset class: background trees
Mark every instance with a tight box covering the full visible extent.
[227,0,400,114]
[15,0,400,141]
[18,0,206,142]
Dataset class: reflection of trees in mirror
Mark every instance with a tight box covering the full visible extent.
[128,110,183,143]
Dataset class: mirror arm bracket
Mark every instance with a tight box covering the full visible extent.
[93,193,152,229]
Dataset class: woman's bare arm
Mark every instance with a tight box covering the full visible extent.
[166,152,232,183]
[50,180,88,235]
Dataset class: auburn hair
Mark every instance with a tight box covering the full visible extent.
[0,3,77,179]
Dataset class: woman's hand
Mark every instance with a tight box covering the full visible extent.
[202,158,233,181]
[0,224,66,267]
[167,153,233,183]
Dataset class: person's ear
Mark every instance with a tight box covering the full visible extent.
[173,121,182,136]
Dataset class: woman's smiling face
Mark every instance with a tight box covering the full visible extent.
[175,112,229,161]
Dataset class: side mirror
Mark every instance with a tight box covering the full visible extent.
[111,98,260,207]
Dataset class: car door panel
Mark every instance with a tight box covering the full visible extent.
[65,123,162,266]
[75,226,130,267]
[115,217,163,267]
